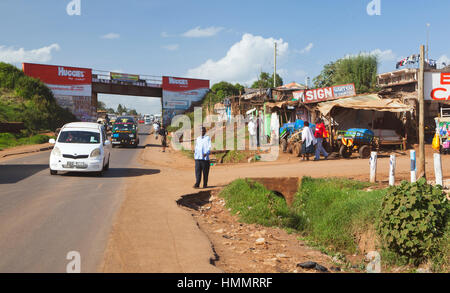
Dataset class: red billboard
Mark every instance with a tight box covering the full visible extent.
[22,63,94,121]
[162,76,210,126]
[293,83,356,104]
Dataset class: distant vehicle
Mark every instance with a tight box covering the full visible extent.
[115,116,136,125]
[48,122,111,176]
[111,117,139,148]
[144,117,152,125]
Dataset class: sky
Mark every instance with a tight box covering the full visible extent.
[1,0,449,113]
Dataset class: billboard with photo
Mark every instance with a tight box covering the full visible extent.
[22,63,95,121]
[162,76,210,126]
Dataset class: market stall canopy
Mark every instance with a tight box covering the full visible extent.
[265,100,300,109]
[316,94,414,116]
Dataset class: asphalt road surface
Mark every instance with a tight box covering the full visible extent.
[0,125,158,272]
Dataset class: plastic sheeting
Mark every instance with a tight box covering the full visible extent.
[315,94,413,116]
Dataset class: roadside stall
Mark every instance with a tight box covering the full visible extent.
[314,94,414,157]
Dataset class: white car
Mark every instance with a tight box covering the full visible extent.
[48,122,112,176]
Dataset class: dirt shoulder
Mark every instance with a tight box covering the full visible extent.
[100,135,221,273]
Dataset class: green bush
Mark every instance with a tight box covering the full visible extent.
[0,62,76,132]
[377,178,449,265]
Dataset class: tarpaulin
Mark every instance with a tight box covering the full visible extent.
[315,94,413,116]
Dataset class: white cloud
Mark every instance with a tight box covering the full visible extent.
[438,55,450,69]
[101,33,120,40]
[297,43,314,54]
[0,43,60,64]
[162,44,179,51]
[369,49,396,62]
[182,26,224,38]
[161,31,171,38]
[187,33,288,85]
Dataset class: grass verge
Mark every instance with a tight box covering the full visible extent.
[0,132,53,150]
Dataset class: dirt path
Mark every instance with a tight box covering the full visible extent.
[101,136,450,273]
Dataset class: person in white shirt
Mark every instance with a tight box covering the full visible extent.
[301,122,317,161]
[194,127,212,189]
[248,117,257,149]
[153,122,160,139]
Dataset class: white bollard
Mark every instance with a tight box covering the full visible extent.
[370,152,377,183]
[434,153,443,186]
[389,154,396,186]
[410,150,417,183]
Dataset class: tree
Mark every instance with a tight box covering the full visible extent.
[117,104,126,114]
[313,62,336,88]
[97,100,107,110]
[251,72,283,89]
[312,54,379,94]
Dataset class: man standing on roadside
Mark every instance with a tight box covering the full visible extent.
[314,118,329,161]
[194,127,212,189]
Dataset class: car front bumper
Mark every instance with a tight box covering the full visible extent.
[49,156,104,172]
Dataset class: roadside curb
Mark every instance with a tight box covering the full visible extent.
[0,145,53,159]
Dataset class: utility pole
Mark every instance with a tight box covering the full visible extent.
[418,45,426,179]
[426,23,430,62]
[274,42,277,88]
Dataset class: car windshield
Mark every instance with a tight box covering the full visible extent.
[113,123,135,131]
[58,131,101,144]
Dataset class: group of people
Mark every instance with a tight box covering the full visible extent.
[300,118,329,161]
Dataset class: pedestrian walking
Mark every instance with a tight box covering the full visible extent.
[314,118,329,161]
[159,126,168,152]
[301,122,316,161]
[194,127,212,189]
[153,121,160,139]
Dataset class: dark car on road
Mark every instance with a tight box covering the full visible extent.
[111,116,139,148]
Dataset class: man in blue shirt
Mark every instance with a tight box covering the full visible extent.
[194,127,212,189]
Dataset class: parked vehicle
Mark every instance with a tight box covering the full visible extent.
[335,128,377,159]
[48,122,111,176]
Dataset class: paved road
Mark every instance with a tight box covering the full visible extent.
[0,125,158,272]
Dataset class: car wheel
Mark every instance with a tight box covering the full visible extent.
[359,145,371,159]
[50,169,57,175]
[339,145,352,159]
[104,156,110,171]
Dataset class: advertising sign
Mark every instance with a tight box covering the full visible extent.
[22,63,94,121]
[293,83,356,104]
[424,72,450,101]
[162,76,210,126]
[110,72,140,82]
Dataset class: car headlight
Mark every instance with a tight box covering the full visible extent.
[90,148,101,158]
[129,134,135,138]
[51,146,61,157]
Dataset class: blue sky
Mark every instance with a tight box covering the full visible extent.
[1,0,449,113]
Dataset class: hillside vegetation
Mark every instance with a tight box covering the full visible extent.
[0,62,76,133]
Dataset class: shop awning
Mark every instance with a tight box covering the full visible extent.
[316,94,414,116]
[265,100,300,109]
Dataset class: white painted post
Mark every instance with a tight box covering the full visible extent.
[370,152,377,183]
[410,150,417,183]
[434,153,443,186]
[389,154,396,186]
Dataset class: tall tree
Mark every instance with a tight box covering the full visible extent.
[251,72,283,89]
[313,55,379,94]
